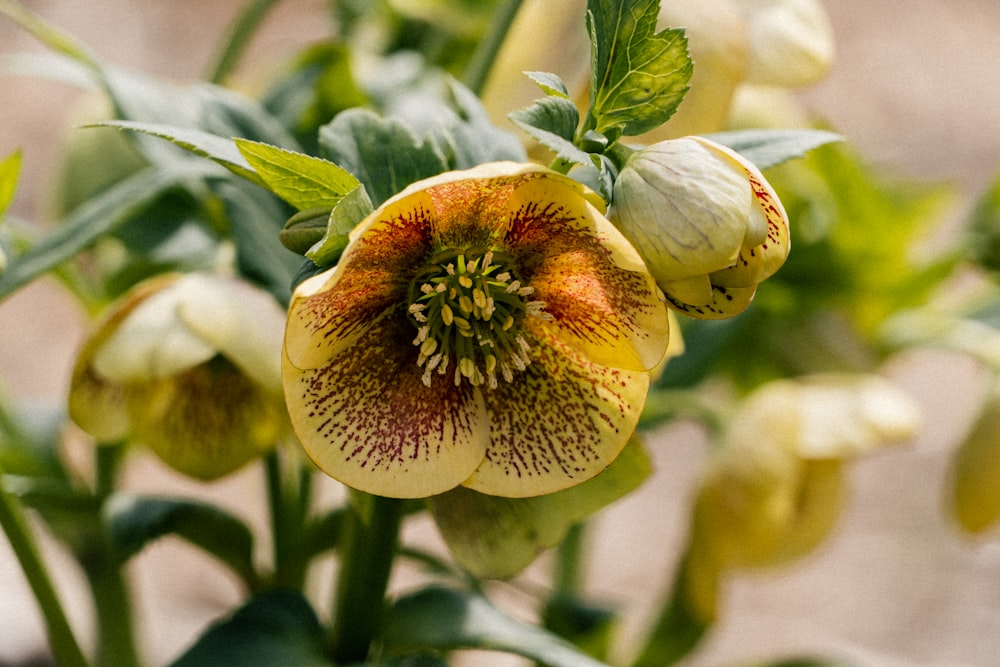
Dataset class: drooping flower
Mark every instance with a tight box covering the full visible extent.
[610,136,790,319]
[683,373,920,619]
[69,273,288,480]
[282,161,670,499]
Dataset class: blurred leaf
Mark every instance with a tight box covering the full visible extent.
[105,493,256,585]
[0,166,201,301]
[383,587,611,667]
[236,139,363,211]
[964,169,1000,274]
[542,595,617,663]
[96,121,262,186]
[524,71,571,99]
[510,95,583,148]
[585,0,692,137]
[0,149,22,218]
[432,77,527,169]
[319,108,449,207]
[430,438,650,579]
[706,129,844,171]
[169,589,329,667]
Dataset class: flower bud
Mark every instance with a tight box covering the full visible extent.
[69,273,288,480]
[610,136,790,318]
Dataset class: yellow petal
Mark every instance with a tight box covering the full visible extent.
[951,386,1000,533]
[283,315,489,498]
[505,176,669,372]
[462,324,648,497]
[664,283,757,320]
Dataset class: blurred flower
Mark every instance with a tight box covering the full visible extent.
[950,383,1000,534]
[611,136,790,318]
[685,373,920,619]
[69,273,288,480]
[282,161,670,499]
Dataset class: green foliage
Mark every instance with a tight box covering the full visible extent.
[964,169,1000,275]
[382,587,613,667]
[0,149,21,218]
[104,493,257,587]
[169,589,329,667]
[707,128,845,171]
[584,0,692,138]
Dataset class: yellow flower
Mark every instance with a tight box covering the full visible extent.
[610,136,790,318]
[685,374,920,620]
[282,161,670,499]
[69,273,288,480]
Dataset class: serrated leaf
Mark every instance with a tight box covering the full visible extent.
[705,128,844,170]
[525,71,571,99]
[383,587,612,667]
[104,494,256,586]
[169,589,329,667]
[319,108,449,207]
[430,438,650,579]
[235,139,361,211]
[586,0,692,137]
[0,165,197,301]
[0,149,21,218]
[509,95,580,143]
[95,120,261,185]
[508,116,595,171]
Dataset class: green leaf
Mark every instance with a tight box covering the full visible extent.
[319,108,449,207]
[104,493,257,586]
[510,94,580,144]
[0,165,196,301]
[432,77,527,170]
[305,184,374,268]
[0,149,22,218]
[94,120,261,186]
[964,168,1000,274]
[430,438,650,579]
[586,0,692,137]
[704,128,845,171]
[169,589,330,667]
[235,139,362,211]
[383,587,612,667]
[524,71,571,99]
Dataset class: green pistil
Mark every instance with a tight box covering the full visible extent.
[407,247,548,388]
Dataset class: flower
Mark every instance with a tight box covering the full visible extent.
[950,384,1000,534]
[69,273,288,480]
[610,136,790,319]
[282,161,670,499]
[684,373,920,619]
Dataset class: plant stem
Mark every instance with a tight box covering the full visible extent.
[0,468,89,667]
[265,449,310,590]
[554,522,585,596]
[461,0,526,95]
[328,493,405,663]
[207,0,282,84]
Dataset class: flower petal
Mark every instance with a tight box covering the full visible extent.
[502,175,670,372]
[664,283,757,319]
[461,325,648,497]
[283,313,489,498]
[284,192,436,370]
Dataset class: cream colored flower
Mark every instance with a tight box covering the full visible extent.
[69,273,288,480]
[282,162,670,499]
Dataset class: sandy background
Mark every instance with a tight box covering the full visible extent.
[2,0,1000,665]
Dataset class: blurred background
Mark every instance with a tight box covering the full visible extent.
[2,0,1000,665]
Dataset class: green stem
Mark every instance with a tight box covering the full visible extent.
[0,469,89,667]
[328,493,405,663]
[85,445,142,667]
[554,522,586,596]
[207,0,282,84]
[265,449,310,590]
[461,0,526,95]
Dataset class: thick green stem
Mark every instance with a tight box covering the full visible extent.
[207,0,282,83]
[328,493,405,663]
[461,0,526,95]
[265,449,310,590]
[554,522,586,596]
[0,470,89,667]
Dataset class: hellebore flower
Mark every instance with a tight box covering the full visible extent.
[684,374,920,619]
[610,136,790,319]
[282,161,670,499]
[69,273,288,480]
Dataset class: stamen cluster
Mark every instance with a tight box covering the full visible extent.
[407,247,549,388]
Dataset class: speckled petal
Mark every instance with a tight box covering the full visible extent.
[284,192,436,371]
[664,283,757,320]
[462,324,648,497]
[501,175,670,372]
[283,312,490,498]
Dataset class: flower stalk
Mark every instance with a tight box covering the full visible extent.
[462,0,526,95]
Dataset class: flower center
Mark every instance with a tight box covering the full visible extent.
[407,247,549,388]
